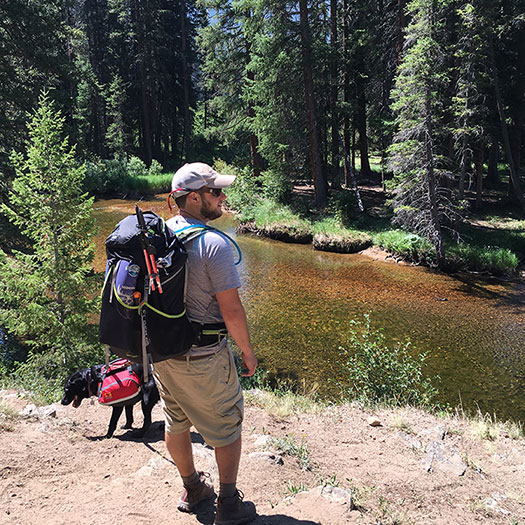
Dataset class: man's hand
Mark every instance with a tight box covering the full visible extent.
[242,351,257,377]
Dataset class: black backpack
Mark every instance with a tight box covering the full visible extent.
[99,208,205,363]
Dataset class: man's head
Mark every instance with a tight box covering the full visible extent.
[170,162,235,222]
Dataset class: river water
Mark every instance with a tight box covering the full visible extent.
[93,196,525,422]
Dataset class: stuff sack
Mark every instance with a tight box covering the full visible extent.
[97,359,142,407]
[98,210,198,362]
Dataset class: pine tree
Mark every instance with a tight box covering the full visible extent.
[452,2,487,209]
[0,93,99,391]
[389,0,457,268]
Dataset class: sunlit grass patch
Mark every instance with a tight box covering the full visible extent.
[312,217,372,253]
[0,401,20,432]
[244,388,324,419]
[236,199,312,243]
[447,243,518,274]
[372,230,434,263]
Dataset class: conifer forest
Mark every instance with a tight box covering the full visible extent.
[1,0,525,255]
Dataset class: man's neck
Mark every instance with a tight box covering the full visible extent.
[179,209,208,224]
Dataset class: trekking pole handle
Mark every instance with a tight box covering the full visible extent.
[136,205,157,292]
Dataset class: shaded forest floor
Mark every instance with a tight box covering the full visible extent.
[289,171,525,275]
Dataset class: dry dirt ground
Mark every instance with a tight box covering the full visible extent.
[1,388,524,525]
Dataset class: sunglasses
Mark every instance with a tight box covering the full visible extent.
[200,187,223,197]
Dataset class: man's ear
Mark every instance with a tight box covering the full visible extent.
[188,191,200,204]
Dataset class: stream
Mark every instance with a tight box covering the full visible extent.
[93,196,525,422]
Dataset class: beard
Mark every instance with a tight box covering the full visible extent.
[200,199,222,221]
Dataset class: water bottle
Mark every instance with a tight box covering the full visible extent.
[115,261,140,307]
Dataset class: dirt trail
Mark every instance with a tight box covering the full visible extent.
[1,389,524,524]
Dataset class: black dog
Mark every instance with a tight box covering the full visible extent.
[61,362,160,438]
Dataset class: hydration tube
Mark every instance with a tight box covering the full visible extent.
[173,224,242,265]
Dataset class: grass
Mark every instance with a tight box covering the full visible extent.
[222,155,523,274]
[237,199,313,243]
[286,481,308,495]
[0,400,20,432]
[312,217,372,253]
[267,434,311,470]
[233,189,521,273]
[469,410,525,441]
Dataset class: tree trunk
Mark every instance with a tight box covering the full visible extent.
[356,50,371,176]
[342,0,350,187]
[474,142,484,210]
[330,0,340,188]
[298,0,327,206]
[396,0,407,65]
[489,40,525,211]
[134,0,152,165]
[246,39,264,177]
[180,0,191,162]
[425,87,445,267]
[486,141,500,186]
[457,134,470,201]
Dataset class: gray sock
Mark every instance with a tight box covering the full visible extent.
[219,482,237,499]
[182,470,200,488]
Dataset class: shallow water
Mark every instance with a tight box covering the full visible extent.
[93,196,525,421]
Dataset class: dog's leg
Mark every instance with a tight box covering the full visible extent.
[107,406,124,438]
[135,397,154,438]
[123,404,134,429]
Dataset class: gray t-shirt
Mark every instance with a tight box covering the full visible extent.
[166,215,241,351]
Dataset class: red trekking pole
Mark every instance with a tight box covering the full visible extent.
[135,205,163,294]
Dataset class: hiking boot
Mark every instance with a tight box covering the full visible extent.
[177,471,215,513]
[214,490,257,525]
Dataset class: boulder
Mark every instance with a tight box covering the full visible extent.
[422,441,467,476]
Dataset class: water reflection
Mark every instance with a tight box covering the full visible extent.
[93,196,525,421]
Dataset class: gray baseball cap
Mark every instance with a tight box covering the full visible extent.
[171,162,236,196]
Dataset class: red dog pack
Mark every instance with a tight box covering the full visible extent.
[97,358,142,407]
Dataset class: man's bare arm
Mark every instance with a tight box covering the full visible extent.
[215,287,257,376]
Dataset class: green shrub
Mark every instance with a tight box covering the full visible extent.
[148,159,163,177]
[261,169,293,203]
[337,314,439,407]
[127,156,147,178]
[84,157,170,196]
[84,158,130,195]
[447,243,518,274]
[218,160,259,217]
[373,230,434,263]
[328,190,361,225]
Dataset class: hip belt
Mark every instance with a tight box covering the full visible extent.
[192,321,228,347]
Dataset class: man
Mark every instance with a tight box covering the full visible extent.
[152,162,257,525]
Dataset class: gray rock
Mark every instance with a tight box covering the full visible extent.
[485,494,510,515]
[135,457,171,477]
[422,440,467,476]
[367,416,382,427]
[19,404,57,419]
[248,451,284,465]
[39,405,57,418]
[318,485,355,509]
[254,434,272,448]
[397,431,423,451]
[418,424,447,442]
[19,404,37,417]
[192,442,214,460]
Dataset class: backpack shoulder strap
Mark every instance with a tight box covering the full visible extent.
[173,225,211,244]
[173,225,242,265]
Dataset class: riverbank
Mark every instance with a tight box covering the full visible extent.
[1,387,524,524]
[232,195,522,276]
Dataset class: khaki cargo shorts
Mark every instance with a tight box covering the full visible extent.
[152,346,244,448]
